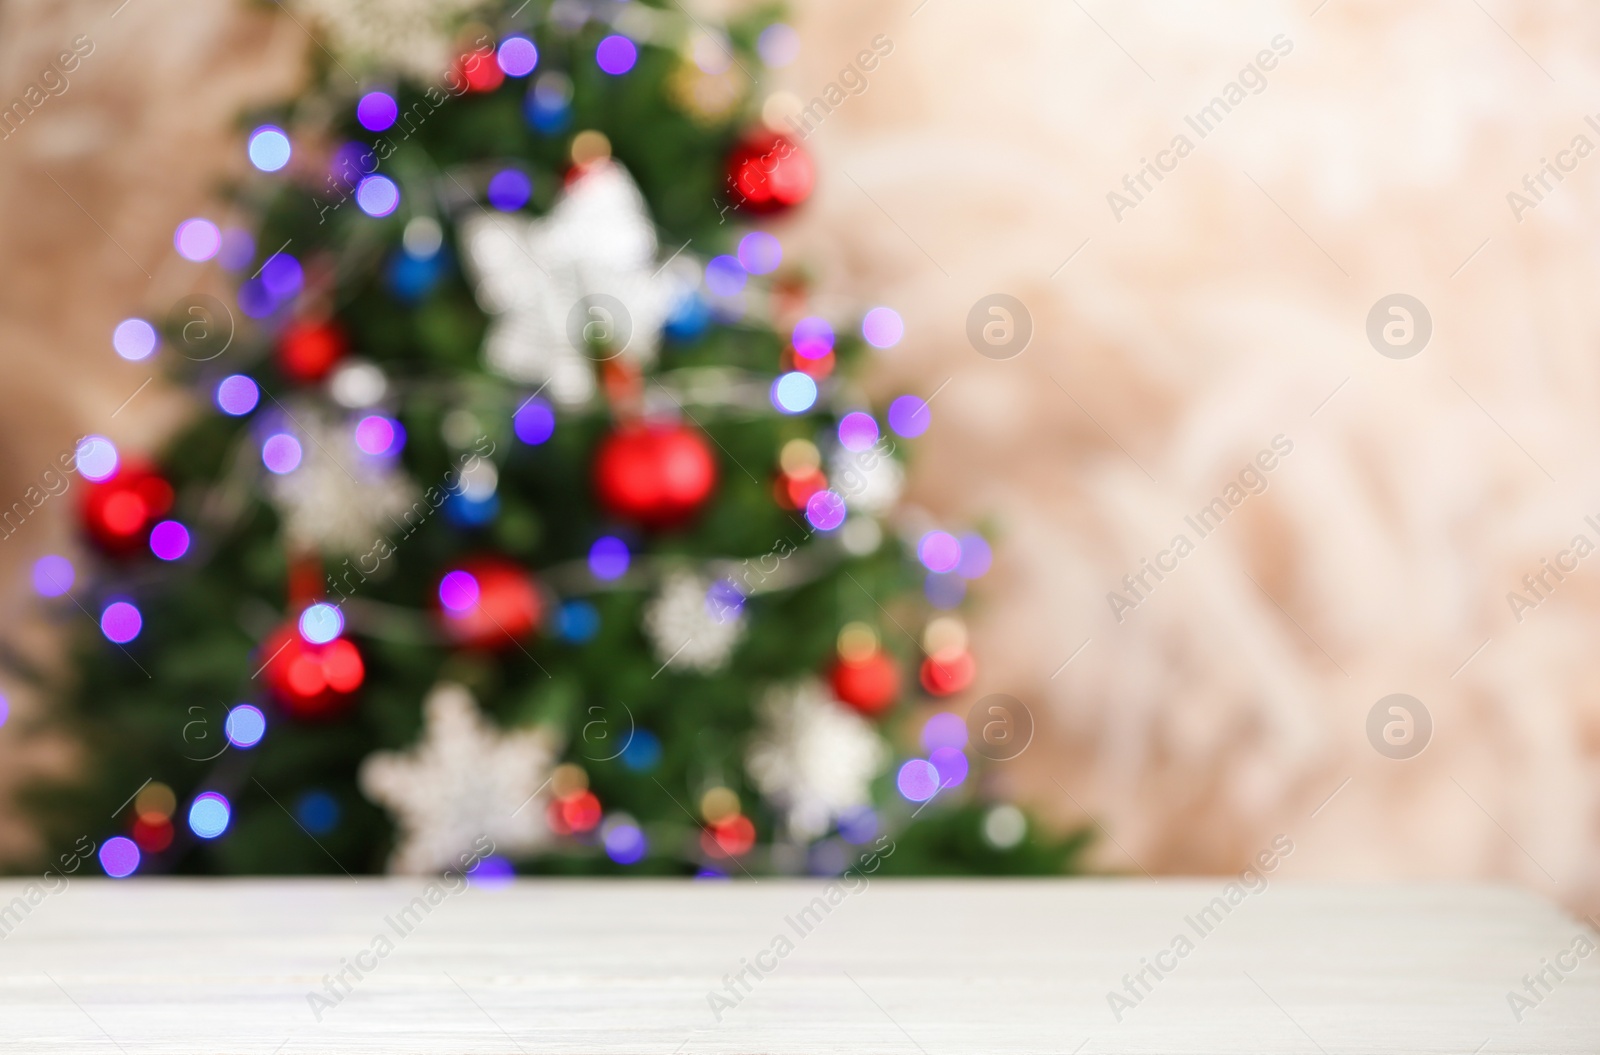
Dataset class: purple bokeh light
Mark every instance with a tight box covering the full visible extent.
[603,819,648,865]
[921,712,968,751]
[261,434,303,474]
[174,218,222,262]
[100,601,142,644]
[498,36,539,77]
[328,141,371,189]
[861,306,904,348]
[596,35,638,75]
[259,253,303,299]
[113,318,157,362]
[149,520,190,561]
[439,570,480,613]
[918,531,961,573]
[737,232,782,275]
[925,571,966,609]
[237,279,275,319]
[218,228,255,271]
[32,555,74,597]
[896,759,941,803]
[887,394,930,438]
[216,374,260,416]
[705,578,745,622]
[837,411,879,452]
[356,91,398,132]
[76,435,119,482]
[758,23,800,67]
[589,536,630,580]
[99,837,140,878]
[487,169,532,211]
[929,746,969,788]
[356,175,400,218]
[957,533,992,578]
[704,255,746,297]
[805,490,846,532]
[225,704,266,749]
[791,316,834,360]
[514,397,555,445]
[354,415,397,456]
[469,855,516,888]
[837,805,877,844]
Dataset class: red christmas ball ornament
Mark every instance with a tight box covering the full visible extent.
[592,423,718,529]
[436,557,543,650]
[830,651,901,716]
[920,650,976,697]
[277,319,347,384]
[80,462,173,556]
[260,623,365,719]
[725,131,814,215]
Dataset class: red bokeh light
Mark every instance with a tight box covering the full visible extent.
[919,651,975,697]
[132,816,174,853]
[701,814,756,858]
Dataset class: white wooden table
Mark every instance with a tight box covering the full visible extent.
[0,879,1595,1053]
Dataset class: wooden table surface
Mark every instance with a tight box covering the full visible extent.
[0,879,1595,1053]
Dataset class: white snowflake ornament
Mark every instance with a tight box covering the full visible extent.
[267,410,418,556]
[746,680,888,841]
[459,161,678,405]
[642,570,745,673]
[359,682,557,874]
[290,0,483,79]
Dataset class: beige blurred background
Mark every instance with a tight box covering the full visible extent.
[0,0,301,857]
[5,0,1600,915]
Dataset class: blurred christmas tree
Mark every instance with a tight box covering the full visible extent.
[26,0,1087,879]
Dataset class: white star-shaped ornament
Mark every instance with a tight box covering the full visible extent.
[642,570,746,673]
[459,161,682,405]
[267,408,417,557]
[359,682,557,874]
[290,0,483,79]
[746,680,888,841]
